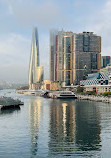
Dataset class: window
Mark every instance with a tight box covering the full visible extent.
[64,54,71,70]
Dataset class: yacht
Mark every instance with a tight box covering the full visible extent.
[55,91,77,99]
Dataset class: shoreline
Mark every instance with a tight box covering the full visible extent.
[17,89,111,103]
[77,94,111,103]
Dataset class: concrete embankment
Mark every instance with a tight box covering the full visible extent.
[77,94,111,103]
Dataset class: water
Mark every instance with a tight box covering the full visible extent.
[0,90,111,158]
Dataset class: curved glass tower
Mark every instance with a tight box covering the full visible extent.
[29,27,40,86]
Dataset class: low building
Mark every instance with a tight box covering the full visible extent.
[80,72,108,86]
[41,80,61,91]
[84,85,111,94]
[80,66,111,94]
[29,83,43,90]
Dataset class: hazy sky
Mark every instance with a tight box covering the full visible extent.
[0,0,111,83]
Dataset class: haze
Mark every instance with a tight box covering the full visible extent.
[0,0,110,83]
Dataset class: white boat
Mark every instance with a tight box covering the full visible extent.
[54,91,77,99]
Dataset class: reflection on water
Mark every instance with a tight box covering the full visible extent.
[0,90,107,158]
[48,100,76,157]
[75,101,101,152]
[0,107,20,115]
[28,98,42,156]
[28,98,101,157]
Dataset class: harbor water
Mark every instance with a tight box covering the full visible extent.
[0,90,111,158]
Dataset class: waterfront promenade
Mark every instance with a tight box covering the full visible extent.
[17,89,111,103]
[77,94,111,103]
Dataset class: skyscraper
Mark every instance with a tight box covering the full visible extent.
[55,31,73,85]
[29,27,44,89]
[101,56,111,68]
[50,29,58,81]
[72,32,101,85]
[50,30,101,85]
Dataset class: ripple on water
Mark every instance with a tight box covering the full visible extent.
[0,90,111,158]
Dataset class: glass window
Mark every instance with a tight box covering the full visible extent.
[91,54,97,62]
[65,37,71,53]
[64,71,70,86]
[64,54,70,70]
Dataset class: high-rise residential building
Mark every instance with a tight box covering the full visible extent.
[101,56,111,68]
[55,31,73,85]
[50,29,58,81]
[29,27,44,89]
[50,30,101,85]
[72,32,101,85]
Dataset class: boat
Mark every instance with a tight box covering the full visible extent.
[40,90,50,98]
[0,97,24,110]
[55,91,77,99]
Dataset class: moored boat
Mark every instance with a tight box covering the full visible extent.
[52,91,77,99]
[0,97,24,110]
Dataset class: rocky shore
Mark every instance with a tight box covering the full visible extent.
[77,94,111,103]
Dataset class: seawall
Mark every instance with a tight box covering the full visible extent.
[77,94,111,103]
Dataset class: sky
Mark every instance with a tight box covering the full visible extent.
[0,0,111,83]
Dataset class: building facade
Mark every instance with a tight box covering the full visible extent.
[41,80,61,91]
[80,66,111,94]
[50,30,58,81]
[34,66,44,83]
[72,32,101,85]
[56,31,73,86]
[50,30,101,86]
[101,56,111,68]
[29,27,44,89]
